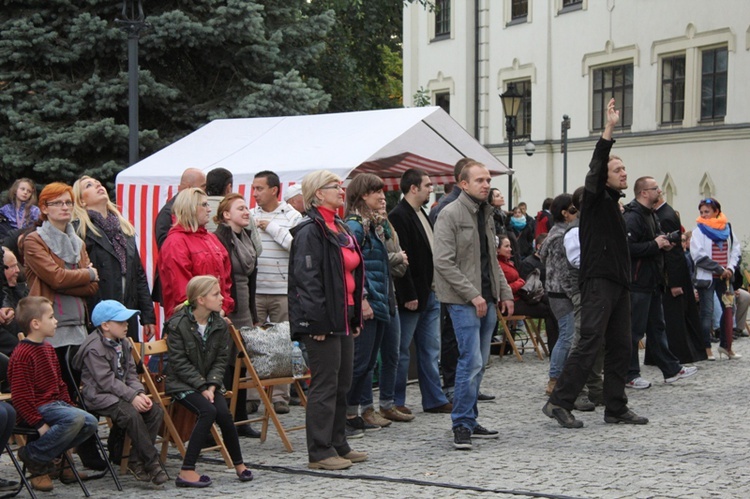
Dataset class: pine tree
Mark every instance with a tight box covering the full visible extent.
[0,1,334,188]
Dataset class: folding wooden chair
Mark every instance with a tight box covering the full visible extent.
[228,325,309,452]
[493,315,545,361]
[129,338,234,469]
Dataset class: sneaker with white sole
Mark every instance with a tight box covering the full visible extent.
[625,377,651,389]
[664,365,698,384]
[453,426,472,450]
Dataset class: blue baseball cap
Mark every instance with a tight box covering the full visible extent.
[91,300,140,327]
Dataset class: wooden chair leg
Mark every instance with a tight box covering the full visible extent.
[501,319,524,362]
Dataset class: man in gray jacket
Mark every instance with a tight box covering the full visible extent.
[433,162,514,450]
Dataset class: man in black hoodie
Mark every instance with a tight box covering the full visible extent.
[543,98,648,428]
[622,177,697,388]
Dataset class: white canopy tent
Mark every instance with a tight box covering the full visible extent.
[115,106,508,329]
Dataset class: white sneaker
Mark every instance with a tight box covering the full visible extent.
[625,377,651,389]
[664,366,698,384]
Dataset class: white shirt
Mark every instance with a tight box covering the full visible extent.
[252,202,301,295]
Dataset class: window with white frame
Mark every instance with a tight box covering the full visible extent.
[434,0,451,38]
[592,63,633,131]
[661,54,686,124]
[700,46,727,121]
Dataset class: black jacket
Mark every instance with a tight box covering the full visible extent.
[213,223,259,325]
[623,199,664,293]
[579,138,630,287]
[82,225,155,337]
[288,208,364,338]
[655,202,692,289]
[388,199,434,313]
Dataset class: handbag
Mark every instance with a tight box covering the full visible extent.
[518,269,545,305]
[240,322,294,379]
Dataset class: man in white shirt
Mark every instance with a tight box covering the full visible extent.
[250,171,301,413]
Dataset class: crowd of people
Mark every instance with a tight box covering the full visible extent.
[0,98,744,490]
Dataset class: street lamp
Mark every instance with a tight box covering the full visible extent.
[116,1,149,166]
[500,83,523,209]
[561,114,571,193]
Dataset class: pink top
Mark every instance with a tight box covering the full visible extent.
[319,206,360,306]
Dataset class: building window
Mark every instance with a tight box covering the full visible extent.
[559,0,583,13]
[661,55,685,124]
[592,63,633,131]
[700,46,727,121]
[435,92,450,114]
[513,80,532,138]
[435,0,451,38]
[511,0,528,20]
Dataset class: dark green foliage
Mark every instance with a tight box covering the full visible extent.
[0,1,335,189]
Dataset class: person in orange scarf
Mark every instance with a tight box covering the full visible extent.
[689,197,742,360]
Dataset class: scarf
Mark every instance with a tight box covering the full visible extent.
[89,210,128,275]
[231,227,256,276]
[37,220,83,265]
[351,208,389,244]
[696,213,730,244]
[510,216,527,231]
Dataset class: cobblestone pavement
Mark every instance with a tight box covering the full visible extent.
[3,338,750,499]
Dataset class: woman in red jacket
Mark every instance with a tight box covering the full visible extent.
[497,235,559,351]
[157,188,234,320]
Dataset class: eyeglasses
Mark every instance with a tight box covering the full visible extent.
[566,206,578,215]
[320,184,344,191]
[46,200,74,207]
[642,186,660,192]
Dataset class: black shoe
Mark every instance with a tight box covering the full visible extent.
[472,424,499,439]
[604,409,649,425]
[0,477,19,492]
[543,401,583,428]
[477,392,496,402]
[236,424,261,438]
[348,415,379,432]
[453,426,472,450]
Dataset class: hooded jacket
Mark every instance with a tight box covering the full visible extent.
[73,330,145,411]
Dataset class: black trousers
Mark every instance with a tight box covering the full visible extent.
[439,304,459,390]
[549,278,631,416]
[98,400,163,468]
[301,334,353,463]
[177,391,243,470]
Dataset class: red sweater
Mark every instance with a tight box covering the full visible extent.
[8,339,74,428]
[498,257,525,300]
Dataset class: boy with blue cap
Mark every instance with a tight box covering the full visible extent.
[72,300,167,485]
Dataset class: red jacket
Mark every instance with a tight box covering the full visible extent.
[158,225,234,319]
[498,257,525,301]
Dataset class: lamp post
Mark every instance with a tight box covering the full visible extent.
[561,114,571,193]
[116,1,149,166]
[499,83,523,209]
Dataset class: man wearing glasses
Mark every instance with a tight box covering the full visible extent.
[622,177,698,389]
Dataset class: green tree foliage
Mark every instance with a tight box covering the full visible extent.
[0,1,335,189]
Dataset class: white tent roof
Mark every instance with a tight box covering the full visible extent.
[116,106,508,188]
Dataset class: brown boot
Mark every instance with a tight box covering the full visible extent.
[362,407,391,427]
[379,406,415,422]
[30,474,53,492]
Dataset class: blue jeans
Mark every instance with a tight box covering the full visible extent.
[346,318,386,415]
[395,292,448,410]
[26,401,97,463]
[448,303,497,430]
[628,291,682,380]
[361,310,400,410]
[549,310,575,379]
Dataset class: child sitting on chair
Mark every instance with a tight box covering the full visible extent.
[8,296,98,492]
[164,275,253,488]
[72,300,167,485]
